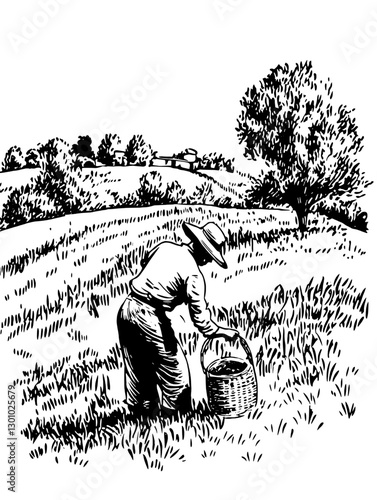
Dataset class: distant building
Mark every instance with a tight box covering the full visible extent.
[112,148,200,170]
[114,150,126,165]
[151,148,199,171]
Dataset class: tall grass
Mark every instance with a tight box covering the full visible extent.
[18,274,368,467]
[0,205,368,468]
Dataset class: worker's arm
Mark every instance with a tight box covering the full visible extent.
[186,273,238,339]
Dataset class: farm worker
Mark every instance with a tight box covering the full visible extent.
[117,221,238,418]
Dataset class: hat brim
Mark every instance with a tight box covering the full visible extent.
[183,222,228,269]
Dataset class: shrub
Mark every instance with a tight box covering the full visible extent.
[134,175,238,208]
[1,170,91,230]
[34,146,89,216]
[25,148,40,169]
[0,185,41,230]
[199,152,234,173]
[244,170,283,209]
[24,138,72,171]
[188,181,215,205]
[73,156,96,169]
[136,171,165,205]
[165,180,186,203]
[316,198,368,232]
[1,146,25,172]
[71,135,96,169]
[115,191,140,208]
[136,171,185,206]
[1,139,92,229]
[214,195,234,208]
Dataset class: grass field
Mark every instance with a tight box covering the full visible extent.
[0,204,369,470]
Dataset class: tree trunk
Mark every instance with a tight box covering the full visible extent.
[295,208,309,233]
[288,193,309,234]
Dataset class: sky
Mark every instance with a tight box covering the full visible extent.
[1,0,377,177]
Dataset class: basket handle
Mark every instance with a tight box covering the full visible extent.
[200,335,254,373]
[237,336,254,364]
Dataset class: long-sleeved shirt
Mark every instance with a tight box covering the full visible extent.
[130,242,219,336]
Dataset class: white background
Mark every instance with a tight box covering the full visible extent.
[1,0,377,499]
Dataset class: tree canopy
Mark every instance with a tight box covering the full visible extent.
[237,61,370,231]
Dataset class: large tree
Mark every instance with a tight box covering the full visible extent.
[236,61,370,231]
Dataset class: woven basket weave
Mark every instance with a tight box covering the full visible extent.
[201,337,258,418]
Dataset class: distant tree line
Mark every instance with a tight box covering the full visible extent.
[1,134,234,173]
[0,144,236,231]
[0,134,145,172]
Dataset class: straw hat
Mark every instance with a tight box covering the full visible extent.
[183,222,228,269]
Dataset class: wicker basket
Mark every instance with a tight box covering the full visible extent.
[201,336,258,418]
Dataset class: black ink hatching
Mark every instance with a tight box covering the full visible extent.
[0,60,371,470]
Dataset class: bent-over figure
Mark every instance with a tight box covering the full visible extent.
[117,221,238,417]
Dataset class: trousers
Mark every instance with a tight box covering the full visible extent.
[117,295,191,417]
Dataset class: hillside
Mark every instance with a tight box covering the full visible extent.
[0,168,38,213]
[0,203,370,468]
[0,165,245,222]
